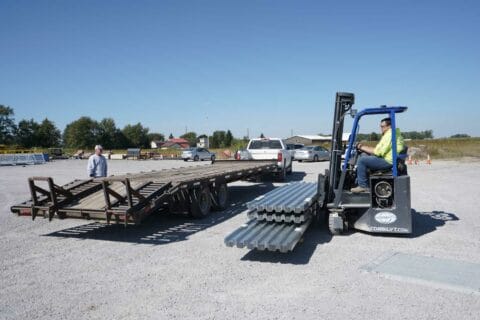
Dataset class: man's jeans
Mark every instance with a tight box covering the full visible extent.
[356,155,392,188]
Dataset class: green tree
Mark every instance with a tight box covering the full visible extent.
[450,133,470,138]
[98,118,118,149]
[181,131,197,147]
[169,133,174,139]
[260,133,265,138]
[210,130,226,148]
[0,105,17,145]
[63,117,100,149]
[225,130,233,147]
[16,119,40,148]
[147,132,165,142]
[37,118,61,147]
[122,123,150,148]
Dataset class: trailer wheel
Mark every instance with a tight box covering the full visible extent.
[328,212,345,235]
[189,186,211,218]
[212,183,228,211]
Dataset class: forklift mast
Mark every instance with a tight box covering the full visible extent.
[328,92,355,200]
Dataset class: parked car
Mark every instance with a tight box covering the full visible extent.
[295,146,329,162]
[286,143,304,160]
[246,138,292,180]
[181,147,216,161]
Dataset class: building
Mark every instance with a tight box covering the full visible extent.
[150,140,165,149]
[161,138,190,149]
[285,133,351,146]
[197,136,209,148]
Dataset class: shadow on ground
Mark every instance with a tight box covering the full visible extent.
[44,183,276,245]
[411,209,459,238]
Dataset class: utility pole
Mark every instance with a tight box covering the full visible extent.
[247,128,250,139]
[291,129,293,137]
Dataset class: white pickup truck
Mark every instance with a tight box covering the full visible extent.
[244,138,293,181]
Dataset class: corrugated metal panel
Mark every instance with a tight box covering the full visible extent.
[247,182,318,213]
[224,219,311,252]
[247,211,311,224]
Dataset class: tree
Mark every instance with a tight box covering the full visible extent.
[181,131,197,147]
[210,130,226,148]
[450,134,470,138]
[260,133,265,138]
[37,118,61,147]
[169,133,174,139]
[122,123,150,148]
[0,105,17,145]
[16,119,40,148]
[225,130,233,147]
[98,118,118,149]
[369,132,379,141]
[63,117,100,149]
[147,132,165,142]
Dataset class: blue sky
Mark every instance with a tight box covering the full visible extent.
[1,0,479,138]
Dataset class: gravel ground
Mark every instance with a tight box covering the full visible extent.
[1,159,479,320]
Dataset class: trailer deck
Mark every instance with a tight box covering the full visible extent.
[11,160,277,225]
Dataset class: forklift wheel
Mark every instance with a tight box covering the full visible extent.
[328,212,345,235]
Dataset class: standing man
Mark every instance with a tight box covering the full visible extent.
[87,145,108,178]
[351,117,404,193]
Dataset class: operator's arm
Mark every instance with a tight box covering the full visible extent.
[356,143,375,155]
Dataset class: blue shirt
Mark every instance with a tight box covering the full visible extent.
[87,154,108,178]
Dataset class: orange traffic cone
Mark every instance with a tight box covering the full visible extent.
[426,154,432,165]
[407,155,413,165]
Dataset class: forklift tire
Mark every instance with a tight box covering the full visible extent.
[328,212,345,235]
[189,186,212,218]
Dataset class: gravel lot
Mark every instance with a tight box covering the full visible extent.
[1,159,479,320]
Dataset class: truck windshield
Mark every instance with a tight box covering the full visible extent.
[249,140,282,149]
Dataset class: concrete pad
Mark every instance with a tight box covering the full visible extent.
[362,252,480,295]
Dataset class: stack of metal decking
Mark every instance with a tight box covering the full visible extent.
[224,182,319,253]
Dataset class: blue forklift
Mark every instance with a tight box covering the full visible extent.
[225,92,412,252]
[320,92,411,235]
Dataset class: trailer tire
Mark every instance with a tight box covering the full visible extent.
[212,183,228,211]
[189,186,212,218]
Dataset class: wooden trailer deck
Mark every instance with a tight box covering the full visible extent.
[11,160,278,225]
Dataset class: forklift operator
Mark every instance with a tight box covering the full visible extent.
[351,117,404,193]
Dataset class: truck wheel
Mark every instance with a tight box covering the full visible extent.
[194,155,199,161]
[276,167,286,182]
[212,183,228,211]
[189,186,212,218]
[286,163,293,175]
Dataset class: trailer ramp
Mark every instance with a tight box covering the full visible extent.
[224,182,318,253]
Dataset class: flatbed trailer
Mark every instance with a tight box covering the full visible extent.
[10,160,277,225]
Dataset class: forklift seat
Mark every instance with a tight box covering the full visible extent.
[370,147,408,176]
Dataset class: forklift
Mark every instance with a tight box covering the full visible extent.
[319,92,411,235]
[225,92,412,252]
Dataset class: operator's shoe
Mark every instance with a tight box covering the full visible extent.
[350,186,369,193]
